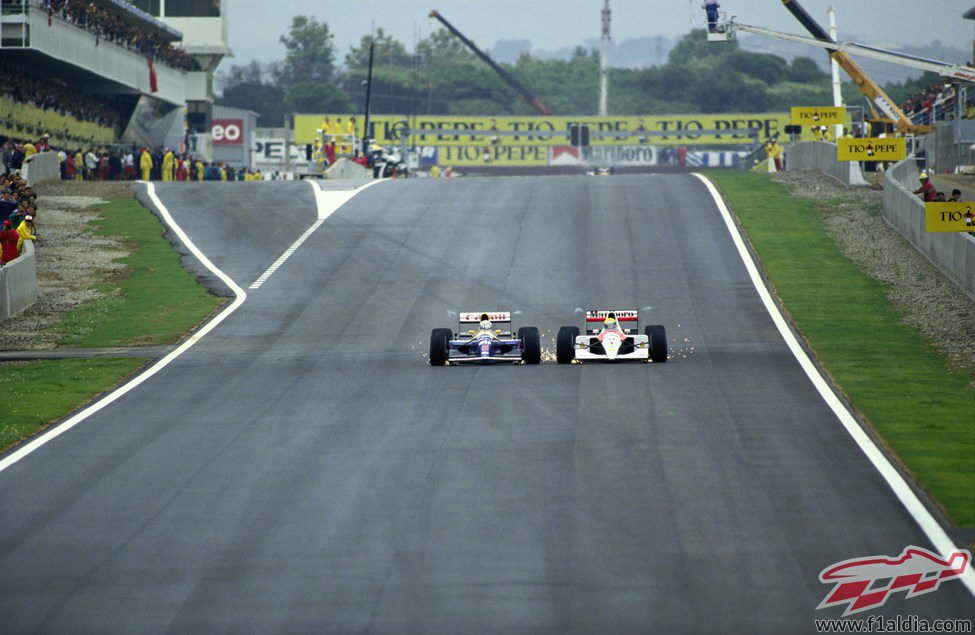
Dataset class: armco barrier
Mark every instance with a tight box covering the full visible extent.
[785,141,868,187]
[0,240,38,320]
[883,158,975,300]
[22,151,60,185]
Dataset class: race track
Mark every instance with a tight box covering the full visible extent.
[0,175,970,631]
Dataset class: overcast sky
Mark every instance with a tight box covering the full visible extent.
[224,0,973,68]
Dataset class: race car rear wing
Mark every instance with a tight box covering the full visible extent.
[458,311,513,336]
[585,309,639,334]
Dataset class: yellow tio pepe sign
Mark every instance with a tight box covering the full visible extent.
[925,202,975,233]
[836,138,906,162]
[791,106,846,126]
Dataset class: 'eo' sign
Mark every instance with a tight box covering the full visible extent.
[791,106,846,126]
[925,202,975,233]
[836,138,906,162]
[212,119,244,146]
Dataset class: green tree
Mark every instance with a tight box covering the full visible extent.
[216,60,286,126]
[416,28,476,67]
[284,82,352,113]
[346,28,411,71]
[788,56,828,83]
[279,16,337,87]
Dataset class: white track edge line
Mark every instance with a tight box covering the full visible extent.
[691,172,975,596]
[0,182,247,474]
[248,179,384,290]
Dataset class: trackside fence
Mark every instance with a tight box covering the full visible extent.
[883,158,975,300]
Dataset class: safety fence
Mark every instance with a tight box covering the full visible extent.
[0,239,37,320]
[785,141,868,187]
[22,150,59,184]
[883,158,975,300]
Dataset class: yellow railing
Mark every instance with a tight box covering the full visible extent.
[0,97,116,147]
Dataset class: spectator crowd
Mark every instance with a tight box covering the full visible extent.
[0,171,37,266]
[36,0,200,71]
[1,61,125,131]
[899,79,974,123]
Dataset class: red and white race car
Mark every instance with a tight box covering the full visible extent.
[556,310,668,363]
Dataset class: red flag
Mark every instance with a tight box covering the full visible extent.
[148,58,158,93]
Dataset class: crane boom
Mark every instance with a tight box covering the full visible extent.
[428,10,554,116]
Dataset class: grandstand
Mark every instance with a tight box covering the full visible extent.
[0,0,228,155]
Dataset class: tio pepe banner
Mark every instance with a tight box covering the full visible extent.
[925,202,975,233]
[791,106,846,126]
[293,113,798,148]
[836,138,906,162]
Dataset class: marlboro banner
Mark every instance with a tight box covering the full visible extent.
[791,106,846,126]
[836,138,906,162]
[925,202,975,233]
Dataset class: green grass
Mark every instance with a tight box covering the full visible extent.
[0,358,147,449]
[0,195,222,451]
[53,196,222,347]
[706,171,975,527]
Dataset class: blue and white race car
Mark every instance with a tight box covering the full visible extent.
[429,312,541,365]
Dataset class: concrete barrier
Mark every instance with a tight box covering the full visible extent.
[785,141,869,187]
[324,157,372,180]
[0,240,38,320]
[883,158,975,300]
[22,151,60,185]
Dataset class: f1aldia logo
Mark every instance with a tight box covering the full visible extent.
[817,546,970,616]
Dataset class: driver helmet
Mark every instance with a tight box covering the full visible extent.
[479,318,492,331]
[603,313,618,330]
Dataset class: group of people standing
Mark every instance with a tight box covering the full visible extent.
[54,147,263,182]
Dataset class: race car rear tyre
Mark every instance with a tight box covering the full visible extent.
[556,326,579,364]
[518,326,542,364]
[647,325,668,363]
[429,328,452,366]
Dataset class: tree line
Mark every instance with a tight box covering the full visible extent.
[218,16,905,126]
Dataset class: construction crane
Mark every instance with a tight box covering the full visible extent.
[706,0,975,133]
[428,9,554,116]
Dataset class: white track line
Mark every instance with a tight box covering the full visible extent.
[248,179,383,290]
[0,182,246,474]
[0,178,382,474]
[692,172,975,596]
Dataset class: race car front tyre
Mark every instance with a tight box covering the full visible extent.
[556,326,579,364]
[429,328,452,366]
[518,326,542,364]
[646,325,668,363]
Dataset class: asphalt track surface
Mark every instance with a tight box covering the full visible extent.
[0,176,970,631]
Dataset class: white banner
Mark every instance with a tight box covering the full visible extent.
[549,146,658,166]
[252,138,312,165]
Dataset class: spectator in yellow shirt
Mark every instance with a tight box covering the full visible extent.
[16,215,36,252]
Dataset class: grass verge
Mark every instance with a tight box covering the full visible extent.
[706,170,974,528]
[0,195,222,452]
[54,196,222,347]
[0,358,147,449]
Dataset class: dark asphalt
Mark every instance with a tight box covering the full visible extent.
[0,176,970,631]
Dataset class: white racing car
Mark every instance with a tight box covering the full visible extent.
[556,310,668,364]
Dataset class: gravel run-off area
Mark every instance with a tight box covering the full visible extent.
[772,170,975,377]
[0,182,134,351]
